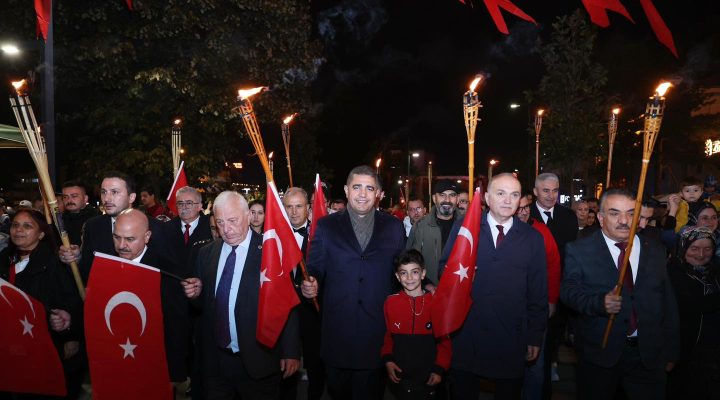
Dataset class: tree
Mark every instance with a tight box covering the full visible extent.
[526,10,608,187]
[50,0,323,190]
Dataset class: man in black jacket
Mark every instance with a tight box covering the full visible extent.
[561,188,680,400]
[61,180,99,246]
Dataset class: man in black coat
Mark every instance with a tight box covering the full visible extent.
[184,191,300,400]
[161,186,213,277]
[561,188,680,400]
[60,180,99,246]
[58,171,168,283]
[113,209,190,384]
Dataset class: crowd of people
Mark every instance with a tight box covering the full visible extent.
[1,166,719,400]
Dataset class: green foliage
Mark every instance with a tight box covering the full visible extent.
[526,10,608,180]
[51,0,323,190]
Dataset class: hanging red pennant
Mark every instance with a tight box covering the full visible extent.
[33,0,51,41]
[580,0,633,27]
[638,0,678,57]
[482,0,537,34]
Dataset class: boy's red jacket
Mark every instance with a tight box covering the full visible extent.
[381,291,451,378]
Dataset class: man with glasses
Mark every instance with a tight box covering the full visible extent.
[457,191,470,214]
[403,197,426,236]
[407,179,460,291]
[517,193,561,399]
[162,186,213,276]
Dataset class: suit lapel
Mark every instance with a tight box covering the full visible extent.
[591,230,619,275]
[207,240,224,297]
[338,211,363,253]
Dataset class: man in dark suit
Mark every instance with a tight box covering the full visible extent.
[281,186,325,400]
[301,165,406,400]
[113,209,190,384]
[58,171,168,282]
[530,172,578,394]
[60,180,99,246]
[184,190,300,400]
[561,188,680,400]
[440,173,548,399]
[162,186,213,276]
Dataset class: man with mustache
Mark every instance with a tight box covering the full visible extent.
[407,179,460,291]
[561,188,679,400]
[59,171,168,282]
[61,181,99,245]
[113,209,191,386]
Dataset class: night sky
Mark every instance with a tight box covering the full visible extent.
[1,0,718,199]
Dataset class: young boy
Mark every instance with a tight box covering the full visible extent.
[381,249,451,400]
[675,176,720,231]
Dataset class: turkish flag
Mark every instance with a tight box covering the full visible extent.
[0,278,66,396]
[85,253,172,400]
[166,161,188,217]
[256,181,302,348]
[34,0,51,41]
[482,0,536,34]
[431,187,483,338]
[308,173,328,256]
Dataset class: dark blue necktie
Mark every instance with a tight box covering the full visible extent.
[215,245,238,349]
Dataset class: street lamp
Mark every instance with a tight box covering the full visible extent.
[0,43,20,56]
[268,151,274,178]
[406,152,420,204]
[375,157,382,175]
[488,159,498,180]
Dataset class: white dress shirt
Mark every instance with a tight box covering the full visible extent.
[535,202,555,224]
[214,229,252,353]
[601,232,640,336]
[486,213,514,248]
[180,216,201,237]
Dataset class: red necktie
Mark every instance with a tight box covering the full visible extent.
[615,242,638,335]
[496,225,505,248]
[184,224,191,244]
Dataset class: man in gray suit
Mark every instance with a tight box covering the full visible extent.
[561,188,680,400]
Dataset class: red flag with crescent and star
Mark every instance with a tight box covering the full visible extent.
[84,253,172,400]
[0,278,66,396]
[308,173,328,256]
[431,187,483,338]
[256,181,302,348]
[166,161,188,217]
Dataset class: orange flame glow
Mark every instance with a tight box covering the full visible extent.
[173,118,182,125]
[375,158,382,168]
[238,86,267,100]
[268,151,274,159]
[655,82,672,97]
[612,108,621,115]
[283,113,297,124]
[11,79,27,94]
[469,75,482,92]
[537,109,545,117]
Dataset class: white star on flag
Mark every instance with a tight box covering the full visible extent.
[119,337,138,359]
[20,315,34,337]
[260,268,272,287]
[454,263,469,282]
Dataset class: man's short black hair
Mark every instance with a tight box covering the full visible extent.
[248,199,265,209]
[393,249,425,272]
[330,198,346,206]
[103,171,135,194]
[346,165,381,191]
[140,186,156,196]
[599,188,636,212]
[61,180,88,195]
[642,198,660,208]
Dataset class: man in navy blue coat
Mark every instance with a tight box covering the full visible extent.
[439,173,548,399]
[301,165,406,400]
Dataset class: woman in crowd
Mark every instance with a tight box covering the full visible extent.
[0,209,83,399]
[248,199,265,234]
[667,226,720,399]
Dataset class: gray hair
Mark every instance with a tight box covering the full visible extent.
[175,186,202,203]
[283,187,308,205]
[534,172,559,188]
[213,191,248,213]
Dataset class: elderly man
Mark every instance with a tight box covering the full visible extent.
[440,173,547,400]
[113,209,189,384]
[301,165,406,400]
[561,188,679,400]
[162,186,213,276]
[407,179,461,290]
[184,191,300,400]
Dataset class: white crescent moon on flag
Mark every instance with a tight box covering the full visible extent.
[263,229,283,264]
[0,279,36,318]
[458,227,474,254]
[104,291,147,336]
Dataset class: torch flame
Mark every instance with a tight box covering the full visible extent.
[469,75,482,92]
[537,109,545,117]
[173,118,182,125]
[268,151,274,159]
[11,79,27,94]
[238,86,267,100]
[612,107,621,115]
[376,158,381,168]
[283,113,297,125]
[654,82,672,97]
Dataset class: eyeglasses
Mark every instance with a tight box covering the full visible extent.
[458,200,469,204]
[176,201,199,208]
[517,205,531,212]
[408,207,424,213]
